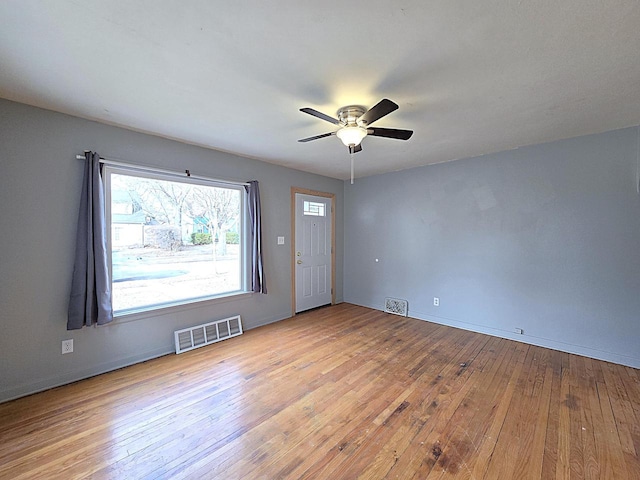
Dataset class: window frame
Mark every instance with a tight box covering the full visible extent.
[103,164,251,319]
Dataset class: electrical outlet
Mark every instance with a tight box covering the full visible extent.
[515,328,523,335]
[433,297,440,307]
[62,339,73,354]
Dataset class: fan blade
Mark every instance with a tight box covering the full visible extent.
[300,108,340,125]
[367,127,413,140]
[298,132,335,143]
[358,99,399,126]
[348,144,363,154]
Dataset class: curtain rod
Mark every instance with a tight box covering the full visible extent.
[76,153,250,187]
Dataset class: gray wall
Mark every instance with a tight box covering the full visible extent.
[0,99,344,402]
[2,96,638,404]
[345,127,640,368]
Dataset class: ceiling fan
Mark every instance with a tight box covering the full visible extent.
[298,98,413,183]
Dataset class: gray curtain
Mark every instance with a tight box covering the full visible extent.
[245,180,267,294]
[68,151,113,329]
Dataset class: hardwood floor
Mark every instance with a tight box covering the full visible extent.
[1,304,638,479]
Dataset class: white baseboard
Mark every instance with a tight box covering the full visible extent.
[0,311,295,404]
[347,298,640,369]
[0,346,172,404]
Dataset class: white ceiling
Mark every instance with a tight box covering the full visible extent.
[1,1,640,180]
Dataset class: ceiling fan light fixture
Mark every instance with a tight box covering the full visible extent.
[336,126,367,147]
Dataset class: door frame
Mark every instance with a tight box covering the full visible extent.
[291,187,336,316]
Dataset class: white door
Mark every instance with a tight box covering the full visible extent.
[295,193,332,313]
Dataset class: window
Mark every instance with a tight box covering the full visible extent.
[303,200,326,216]
[104,165,246,315]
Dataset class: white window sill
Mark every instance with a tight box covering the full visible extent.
[111,291,254,325]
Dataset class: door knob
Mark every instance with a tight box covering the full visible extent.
[297,260,303,264]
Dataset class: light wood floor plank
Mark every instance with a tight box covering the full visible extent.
[0,304,638,479]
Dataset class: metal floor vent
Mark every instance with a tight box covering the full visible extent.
[384,297,408,317]
[174,315,243,354]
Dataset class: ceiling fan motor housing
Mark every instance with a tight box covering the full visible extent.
[337,105,367,126]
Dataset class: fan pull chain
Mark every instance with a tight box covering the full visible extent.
[350,152,355,184]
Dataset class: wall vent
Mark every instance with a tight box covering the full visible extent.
[384,297,408,317]
[174,315,243,354]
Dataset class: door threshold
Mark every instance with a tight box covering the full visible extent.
[296,303,332,315]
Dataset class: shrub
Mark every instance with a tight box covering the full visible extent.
[226,232,239,244]
[144,225,182,251]
[191,233,212,245]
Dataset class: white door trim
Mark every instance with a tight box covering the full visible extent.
[290,187,336,316]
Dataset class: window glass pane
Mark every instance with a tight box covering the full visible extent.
[303,200,326,216]
[108,170,243,314]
